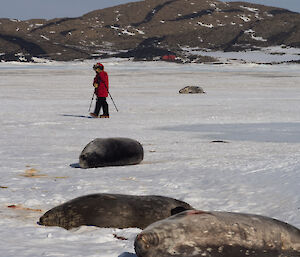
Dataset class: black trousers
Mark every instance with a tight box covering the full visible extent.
[94,97,109,116]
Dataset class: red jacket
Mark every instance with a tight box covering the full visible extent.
[94,71,109,97]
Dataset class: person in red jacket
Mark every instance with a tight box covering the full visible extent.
[90,62,109,118]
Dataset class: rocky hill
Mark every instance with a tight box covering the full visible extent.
[0,0,299,62]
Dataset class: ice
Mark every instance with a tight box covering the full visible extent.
[0,59,299,256]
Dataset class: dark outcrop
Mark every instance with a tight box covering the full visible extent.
[0,0,299,61]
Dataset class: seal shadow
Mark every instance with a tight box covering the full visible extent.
[70,163,81,168]
[118,253,137,257]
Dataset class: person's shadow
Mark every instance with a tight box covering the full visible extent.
[118,253,137,257]
[60,114,94,119]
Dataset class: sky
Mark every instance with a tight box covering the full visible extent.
[0,0,299,20]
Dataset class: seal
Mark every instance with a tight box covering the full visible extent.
[38,193,193,230]
[179,86,205,94]
[79,137,144,168]
[135,210,300,257]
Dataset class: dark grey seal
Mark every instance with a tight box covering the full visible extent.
[135,210,300,257]
[179,86,205,94]
[38,194,193,230]
[79,137,144,168]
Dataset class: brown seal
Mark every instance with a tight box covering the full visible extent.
[179,86,205,94]
[38,193,193,230]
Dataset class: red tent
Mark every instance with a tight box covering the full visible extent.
[162,55,176,61]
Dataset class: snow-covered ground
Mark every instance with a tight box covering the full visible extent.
[0,59,300,256]
[183,46,300,63]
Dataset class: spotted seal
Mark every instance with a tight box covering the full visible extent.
[135,210,300,257]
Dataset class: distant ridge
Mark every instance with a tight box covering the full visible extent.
[0,0,299,62]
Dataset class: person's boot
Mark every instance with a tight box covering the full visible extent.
[89,113,98,118]
[99,114,109,118]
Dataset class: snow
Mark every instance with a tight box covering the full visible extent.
[134,29,145,35]
[121,30,135,36]
[183,46,300,63]
[0,59,300,256]
[244,30,267,42]
[197,21,214,28]
[250,34,267,42]
[238,14,251,22]
[40,35,50,41]
[110,26,135,36]
[240,6,259,13]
